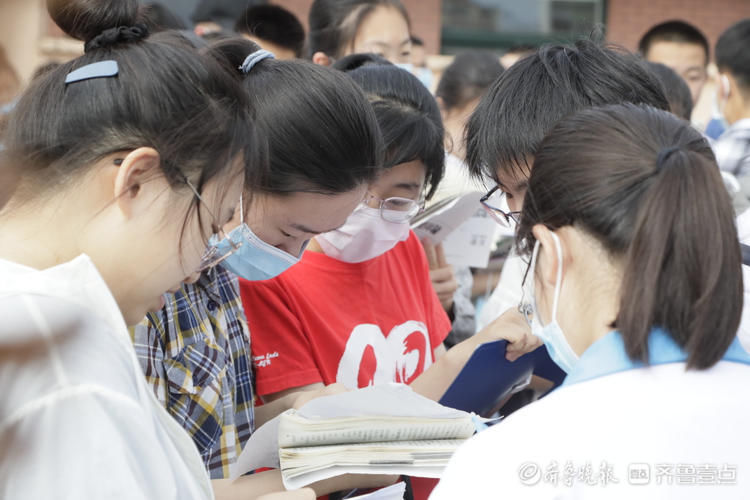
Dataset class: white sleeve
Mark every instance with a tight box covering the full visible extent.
[1,388,182,500]
[477,253,525,331]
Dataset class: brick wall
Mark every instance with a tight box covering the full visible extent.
[274,0,442,54]
[606,0,750,59]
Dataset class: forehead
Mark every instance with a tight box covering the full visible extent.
[257,188,366,231]
[646,41,707,70]
[494,160,532,190]
[371,160,426,187]
[352,5,410,48]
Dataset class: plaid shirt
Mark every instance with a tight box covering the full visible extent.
[715,118,750,178]
[131,266,255,479]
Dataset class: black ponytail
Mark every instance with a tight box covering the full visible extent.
[205,38,384,195]
[518,103,741,370]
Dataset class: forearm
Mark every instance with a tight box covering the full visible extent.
[411,309,538,401]
[213,471,287,500]
[254,393,296,428]
[410,334,485,401]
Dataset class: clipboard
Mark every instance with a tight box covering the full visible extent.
[438,340,566,417]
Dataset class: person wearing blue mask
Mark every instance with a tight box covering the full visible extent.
[433,103,750,499]
[240,56,539,500]
[131,41,398,497]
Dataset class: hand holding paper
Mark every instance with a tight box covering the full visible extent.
[422,239,457,312]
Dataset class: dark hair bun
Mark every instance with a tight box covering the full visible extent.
[47,0,139,43]
[84,23,149,52]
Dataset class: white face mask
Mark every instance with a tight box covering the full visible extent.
[315,205,411,263]
[524,232,580,373]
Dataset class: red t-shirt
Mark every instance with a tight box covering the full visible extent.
[240,232,451,500]
[240,232,451,396]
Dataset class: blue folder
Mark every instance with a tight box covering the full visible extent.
[439,340,566,417]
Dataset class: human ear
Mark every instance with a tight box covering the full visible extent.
[531,224,563,290]
[720,74,732,99]
[113,147,163,219]
[312,51,332,66]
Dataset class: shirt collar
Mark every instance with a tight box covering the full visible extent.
[563,328,750,387]
[726,118,750,136]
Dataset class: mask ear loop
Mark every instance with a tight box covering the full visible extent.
[721,74,731,98]
[518,239,540,324]
[549,231,564,321]
[239,192,245,226]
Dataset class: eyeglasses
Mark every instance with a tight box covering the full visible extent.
[364,192,425,223]
[480,185,521,227]
[186,180,242,273]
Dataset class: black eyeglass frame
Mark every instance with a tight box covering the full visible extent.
[480,185,521,227]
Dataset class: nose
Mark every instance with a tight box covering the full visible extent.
[508,196,523,213]
[279,239,308,258]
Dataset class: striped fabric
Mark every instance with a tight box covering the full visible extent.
[131,266,255,479]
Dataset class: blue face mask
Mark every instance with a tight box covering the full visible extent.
[212,223,307,281]
[524,232,580,373]
[394,62,433,89]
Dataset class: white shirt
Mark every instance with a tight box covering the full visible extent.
[476,250,525,331]
[432,330,750,499]
[0,255,213,499]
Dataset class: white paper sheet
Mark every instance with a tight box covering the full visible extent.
[441,207,500,268]
[229,414,281,480]
[348,482,406,500]
[411,192,485,245]
[295,383,472,420]
[282,464,445,491]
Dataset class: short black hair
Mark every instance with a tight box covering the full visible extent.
[335,53,445,200]
[638,20,709,66]
[645,61,693,120]
[466,38,670,182]
[235,5,305,58]
[716,18,750,93]
[436,51,503,111]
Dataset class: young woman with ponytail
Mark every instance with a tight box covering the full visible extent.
[433,103,750,499]
[133,37,399,497]
[0,1,319,498]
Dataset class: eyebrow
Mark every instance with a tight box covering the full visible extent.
[369,39,412,48]
[394,182,421,192]
[290,223,340,235]
[498,179,528,192]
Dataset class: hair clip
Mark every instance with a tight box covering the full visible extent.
[239,50,275,74]
[65,60,119,85]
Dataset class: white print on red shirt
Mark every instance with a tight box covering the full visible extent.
[253,351,279,368]
[336,320,432,389]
